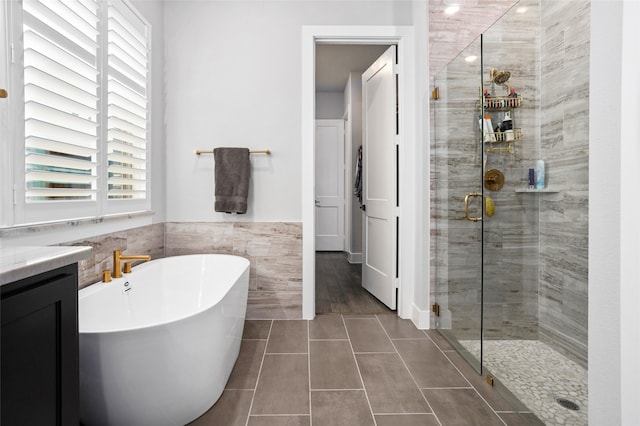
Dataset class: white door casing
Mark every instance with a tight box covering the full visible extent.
[362,45,397,310]
[315,119,345,251]
[301,25,420,321]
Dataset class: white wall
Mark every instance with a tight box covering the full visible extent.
[315,92,344,119]
[344,72,363,259]
[589,0,640,423]
[411,0,430,326]
[164,0,415,222]
[619,2,640,422]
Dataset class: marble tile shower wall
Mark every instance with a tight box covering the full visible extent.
[164,222,302,320]
[480,0,541,339]
[428,0,520,79]
[64,222,302,320]
[538,0,589,368]
[430,0,589,368]
[431,56,486,337]
[431,0,541,340]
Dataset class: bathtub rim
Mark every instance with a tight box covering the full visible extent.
[79,253,250,335]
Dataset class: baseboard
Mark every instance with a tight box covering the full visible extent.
[411,303,431,330]
[346,251,362,264]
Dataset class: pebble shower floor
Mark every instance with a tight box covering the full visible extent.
[460,340,588,426]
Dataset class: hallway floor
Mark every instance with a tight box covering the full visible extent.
[189,315,543,426]
[315,252,391,314]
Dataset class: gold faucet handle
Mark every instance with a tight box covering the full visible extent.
[123,262,132,274]
[102,269,112,283]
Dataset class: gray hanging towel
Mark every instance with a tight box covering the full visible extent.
[213,147,250,214]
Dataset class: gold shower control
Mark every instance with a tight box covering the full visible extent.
[0,89,7,98]
[484,169,505,191]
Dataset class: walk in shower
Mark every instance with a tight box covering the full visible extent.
[431,0,589,424]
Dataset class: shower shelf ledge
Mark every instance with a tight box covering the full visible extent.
[515,188,560,193]
[482,94,523,110]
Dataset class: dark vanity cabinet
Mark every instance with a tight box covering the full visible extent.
[1,263,80,426]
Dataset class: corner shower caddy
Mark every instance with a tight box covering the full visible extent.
[481,93,523,154]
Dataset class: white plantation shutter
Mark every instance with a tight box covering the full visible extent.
[15,0,150,222]
[23,0,100,202]
[107,1,149,200]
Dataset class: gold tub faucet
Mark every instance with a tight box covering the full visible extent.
[113,250,151,278]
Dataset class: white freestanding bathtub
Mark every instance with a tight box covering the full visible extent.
[78,254,250,426]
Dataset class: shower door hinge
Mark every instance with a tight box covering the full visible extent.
[432,86,439,100]
[431,303,440,317]
[486,374,494,387]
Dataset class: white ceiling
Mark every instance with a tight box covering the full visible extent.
[315,44,390,92]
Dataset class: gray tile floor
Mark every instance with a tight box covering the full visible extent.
[189,314,542,426]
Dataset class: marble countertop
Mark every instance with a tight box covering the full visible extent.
[1,246,92,286]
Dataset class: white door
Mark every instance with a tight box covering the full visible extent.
[362,45,397,309]
[315,119,345,251]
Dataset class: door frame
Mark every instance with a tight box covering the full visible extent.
[301,26,419,320]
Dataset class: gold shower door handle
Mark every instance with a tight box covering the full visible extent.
[464,192,483,222]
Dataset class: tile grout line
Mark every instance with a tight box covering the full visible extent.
[342,314,378,426]
[249,413,310,417]
[374,412,438,415]
[374,315,443,426]
[419,386,474,390]
[310,388,370,392]
[438,350,510,425]
[308,338,349,341]
[422,330,476,389]
[427,331,510,426]
[244,319,273,426]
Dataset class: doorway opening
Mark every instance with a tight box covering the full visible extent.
[301,26,418,321]
[314,44,392,314]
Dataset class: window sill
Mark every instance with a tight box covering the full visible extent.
[0,211,155,238]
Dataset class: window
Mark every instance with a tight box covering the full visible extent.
[106,2,149,201]
[6,0,150,225]
[23,0,100,203]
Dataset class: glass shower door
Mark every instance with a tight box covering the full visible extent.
[433,1,589,423]
[432,36,484,373]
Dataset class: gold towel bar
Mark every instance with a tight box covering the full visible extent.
[194,149,271,155]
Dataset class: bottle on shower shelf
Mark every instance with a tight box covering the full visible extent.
[536,160,545,189]
[528,168,535,189]
[480,114,496,142]
[501,111,514,141]
[508,88,518,107]
[483,89,491,109]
